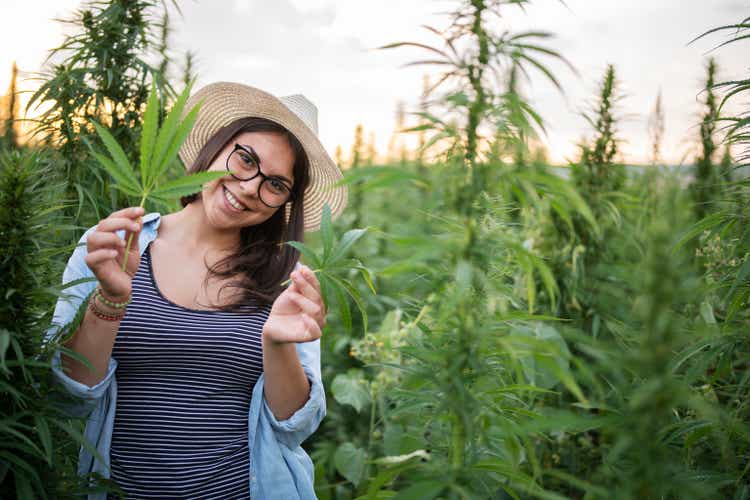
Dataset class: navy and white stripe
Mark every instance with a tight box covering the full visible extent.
[109,241,270,498]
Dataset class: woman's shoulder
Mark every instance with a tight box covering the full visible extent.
[74,212,162,256]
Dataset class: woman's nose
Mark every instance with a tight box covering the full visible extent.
[236,175,262,197]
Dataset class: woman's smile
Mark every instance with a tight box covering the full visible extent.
[222,184,250,212]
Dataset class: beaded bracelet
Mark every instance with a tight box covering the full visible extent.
[95,286,131,309]
[89,296,126,322]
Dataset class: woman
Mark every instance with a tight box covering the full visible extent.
[46,82,348,499]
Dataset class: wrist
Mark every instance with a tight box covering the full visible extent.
[98,286,131,305]
[262,329,291,348]
[89,294,126,321]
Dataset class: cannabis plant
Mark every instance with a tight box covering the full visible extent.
[286,204,374,335]
[691,58,721,219]
[0,149,91,498]
[27,0,179,224]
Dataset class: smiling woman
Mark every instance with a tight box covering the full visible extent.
[46,82,348,499]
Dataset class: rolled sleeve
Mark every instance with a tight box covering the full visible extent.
[261,339,327,449]
[44,225,115,415]
[49,350,118,418]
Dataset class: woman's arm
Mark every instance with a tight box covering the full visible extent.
[60,207,144,387]
[62,295,127,386]
[261,337,311,420]
[262,264,327,420]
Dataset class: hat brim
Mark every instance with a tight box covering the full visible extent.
[178,82,347,232]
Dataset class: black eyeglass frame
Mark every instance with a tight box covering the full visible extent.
[225,143,295,208]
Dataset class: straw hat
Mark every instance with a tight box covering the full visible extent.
[178,82,347,232]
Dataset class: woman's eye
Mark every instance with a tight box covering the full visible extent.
[239,152,255,166]
[269,179,287,193]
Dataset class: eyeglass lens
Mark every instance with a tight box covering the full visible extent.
[227,146,291,207]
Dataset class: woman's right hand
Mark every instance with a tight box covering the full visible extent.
[84,206,145,300]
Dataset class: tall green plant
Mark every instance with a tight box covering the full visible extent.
[572,64,624,198]
[380,0,572,199]
[691,58,720,219]
[350,3,594,498]
[689,16,750,317]
[648,89,665,166]
[0,62,19,149]
[27,0,177,224]
[0,150,92,498]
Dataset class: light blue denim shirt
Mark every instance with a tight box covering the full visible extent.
[45,212,324,499]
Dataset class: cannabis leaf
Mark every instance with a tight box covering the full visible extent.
[285,204,375,334]
[89,82,226,271]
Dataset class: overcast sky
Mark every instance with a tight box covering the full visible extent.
[1,0,747,164]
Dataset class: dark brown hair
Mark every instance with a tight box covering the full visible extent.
[179,117,310,311]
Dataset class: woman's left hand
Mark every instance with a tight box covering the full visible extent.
[263,265,327,344]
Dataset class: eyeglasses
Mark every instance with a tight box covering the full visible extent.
[225,143,294,208]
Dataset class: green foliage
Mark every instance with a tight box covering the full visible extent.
[286,204,374,335]
[0,149,92,497]
[572,64,625,197]
[691,58,721,219]
[26,0,179,226]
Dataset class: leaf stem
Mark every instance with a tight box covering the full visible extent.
[280,268,321,287]
[121,194,147,272]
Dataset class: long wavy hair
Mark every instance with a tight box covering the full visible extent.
[179,117,310,311]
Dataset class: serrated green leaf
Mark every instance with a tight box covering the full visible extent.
[149,171,226,199]
[151,81,194,181]
[15,473,37,500]
[329,228,368,265]
[151,98,203,187]
[725,255,750,301]
[393,481,444,500]
[320,203,334,263]
[0,330,10,371]
[89,152,142,198]
[286,241,322,269]
[327,273,368,334]
[355,265,377,295]
[322,273,351,333]
[48,418,108,469]
[0,424,45,462]
[92,122,139,187]
[140,83,160,187]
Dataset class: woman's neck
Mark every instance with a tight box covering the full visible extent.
[160,201,241,257]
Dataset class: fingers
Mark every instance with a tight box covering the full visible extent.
[298,265,321,295]
[291,266,326,314]
[301,313,322,341]
[77,208,144,302]
[109,206,145,220]
[287,290,322,318]
[84,248,119,268]
[87,231,126,251]
[96,216,143,235]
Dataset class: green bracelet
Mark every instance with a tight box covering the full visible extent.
[95,286,131,309]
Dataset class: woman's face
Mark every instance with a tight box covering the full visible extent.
[200,130,296,231]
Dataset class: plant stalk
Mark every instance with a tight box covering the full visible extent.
[121,194,147,271]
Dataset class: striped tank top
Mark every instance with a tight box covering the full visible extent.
[109,241,271,498]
